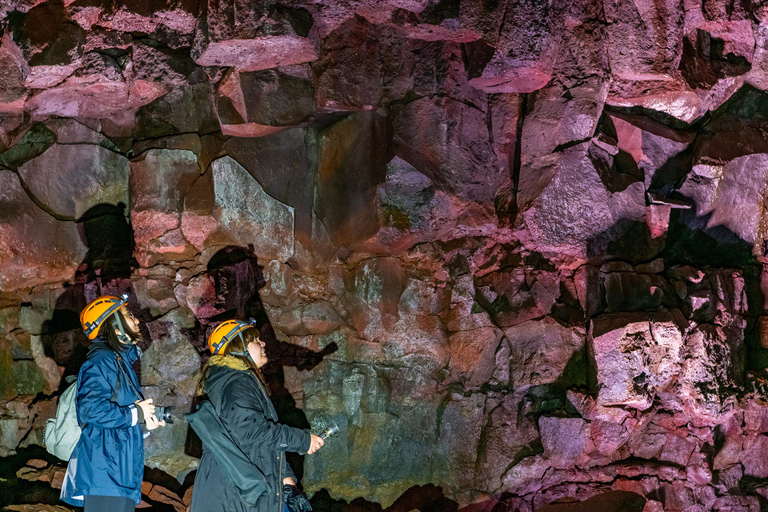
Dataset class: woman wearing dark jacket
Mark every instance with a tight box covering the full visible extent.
[60,295,164,512]
[190,320,323,512]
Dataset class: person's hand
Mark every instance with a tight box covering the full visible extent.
[307,434,324,455]
[283,484,312,512]
[144,414,165,431]
[135,398,155,421]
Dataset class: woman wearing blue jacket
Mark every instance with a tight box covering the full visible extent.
[60,295,165,512]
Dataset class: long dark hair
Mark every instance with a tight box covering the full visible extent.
[101,310,138,354]
[196,327,263,397]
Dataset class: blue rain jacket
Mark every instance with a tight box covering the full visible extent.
[60,340,144,506]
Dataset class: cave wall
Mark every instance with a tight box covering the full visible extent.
[2,0,768,510]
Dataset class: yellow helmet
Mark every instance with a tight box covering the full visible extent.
[208,320,256,355]
[80,294,128,340]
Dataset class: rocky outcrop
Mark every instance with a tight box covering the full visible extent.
[4,1,768,511]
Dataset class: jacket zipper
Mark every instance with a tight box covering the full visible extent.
[252,373,283,510]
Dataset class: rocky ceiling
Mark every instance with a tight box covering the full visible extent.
[3,0,768,511]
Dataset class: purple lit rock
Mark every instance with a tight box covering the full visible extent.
[538,416,589,469]
[504,318,585,387]
[517,142,646,263]
[589,311,685,409]
[393,95,502,204]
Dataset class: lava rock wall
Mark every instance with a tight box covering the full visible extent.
[2,0,768,510]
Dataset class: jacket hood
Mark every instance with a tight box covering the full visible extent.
[198,354,255,397]
[208,354,250,371]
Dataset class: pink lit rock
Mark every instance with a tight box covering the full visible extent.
[474,268,559,328]
[684,154,768,249]
[504,318,585,387]
[479,394,540,493]
[25,80,167,120]
[659,433,696,466]
[517,143,646,263]
[195,36,318,71]
[742,435,768,478]
[0,170,86,292]
[538,416,590,469]
[589,311,684,409]
[603,0,683,79]
[215,65,315,128]
[394,96,501,204]
[679,324,744,411]
[520,81,608,164]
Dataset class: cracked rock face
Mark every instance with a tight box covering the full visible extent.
[4,1,768,511]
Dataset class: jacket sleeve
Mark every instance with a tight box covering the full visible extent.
[77,356,137,429]
[219,375,310,460]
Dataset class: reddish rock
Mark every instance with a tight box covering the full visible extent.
[147,484,186,512]
[504,318,585,387]
[659,433,696,466]
[195,35,317,71]
[0,170,86,292]
[446,326,504,388]
[26,80,167,121]
[215,65,315,128]
[681,20,754,89]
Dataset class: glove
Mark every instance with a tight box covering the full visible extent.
[283,484,312,512]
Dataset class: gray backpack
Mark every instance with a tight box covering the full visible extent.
[43,375,81,461]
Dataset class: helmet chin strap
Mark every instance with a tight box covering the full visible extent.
[112,312,134,345]
[230,333,254,362]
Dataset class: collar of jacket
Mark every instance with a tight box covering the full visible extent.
[90,338,141,365]
[208,354,251,372]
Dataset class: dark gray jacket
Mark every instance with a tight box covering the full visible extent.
[189,355,310,512]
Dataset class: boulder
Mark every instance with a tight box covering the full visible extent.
[517,142,647,263]
[141,309,201,480]
[0,170,86,292]
[181,155,295,262]
[504,318,586,387]
[18,143,129,220]
[589,311,685,409]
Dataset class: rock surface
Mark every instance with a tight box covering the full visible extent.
[3,1,768,511]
